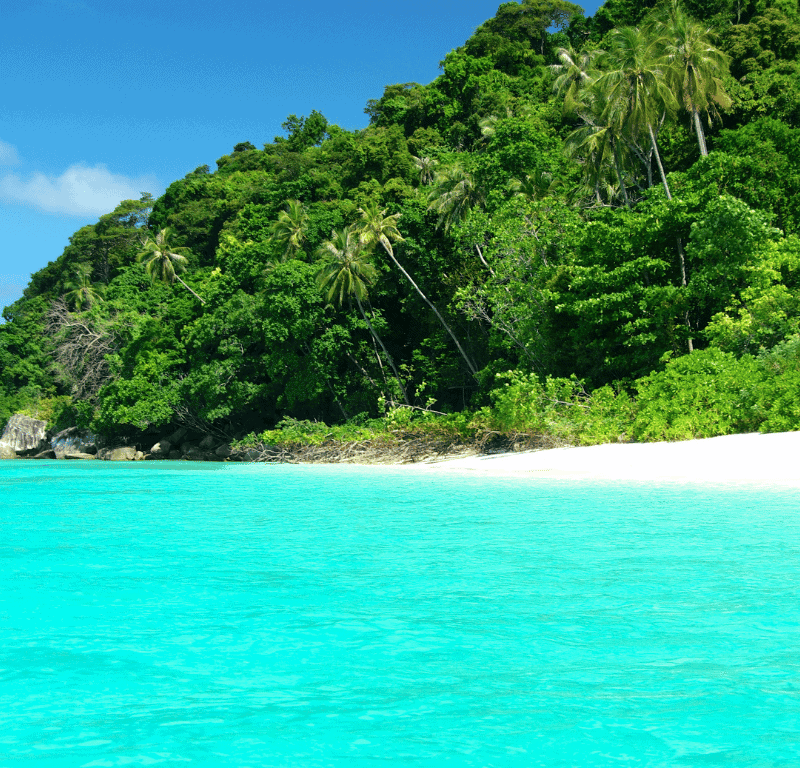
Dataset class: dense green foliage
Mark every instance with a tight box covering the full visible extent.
[4,0,800,448]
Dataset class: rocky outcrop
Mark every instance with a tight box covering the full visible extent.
[97,446,137,461]
[1,414,48,453]
[51,427,97,458]
[64,452,96,460]
[215,443,232,458]
[166,427,188,445]
[0,443,17,459]
[232,447,263,462]
[149,439,171,458]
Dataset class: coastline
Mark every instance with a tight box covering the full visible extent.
[408,431,800,486]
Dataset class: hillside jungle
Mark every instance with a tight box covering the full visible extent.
[3,0,800,458]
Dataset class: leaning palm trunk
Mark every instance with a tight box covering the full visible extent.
[647,123,672,201]
[692,108,708,156]
[175,275,205,305]
[353,293,409,405]
[384,246,478,378]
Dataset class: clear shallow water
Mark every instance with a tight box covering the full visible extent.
[1,462,799,767]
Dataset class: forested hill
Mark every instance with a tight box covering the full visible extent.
[3,0,800,447]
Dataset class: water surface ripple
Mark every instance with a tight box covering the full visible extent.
[1,461,798,766]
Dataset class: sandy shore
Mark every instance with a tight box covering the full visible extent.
[420,431,800,485]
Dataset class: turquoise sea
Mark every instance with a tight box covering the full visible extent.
[1,461,799,767]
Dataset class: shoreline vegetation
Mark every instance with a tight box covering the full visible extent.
[6,413,800,487]
[4,0,800,460]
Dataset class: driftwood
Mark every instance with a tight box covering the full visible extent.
[243,429,570,465]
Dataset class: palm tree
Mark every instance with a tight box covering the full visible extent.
[509,170,555,201]
[411,156,438,186]
[650,0,732,157]
[358,201,478,378]
[599,24,695,350]
[136,228,205,304]
[550,44,603,108]
[595,26,678,201]
[315,225,409,405]
[565,85,634,208]
[427,164,486,233]
[269,199,308,260]
[63,263,105,311]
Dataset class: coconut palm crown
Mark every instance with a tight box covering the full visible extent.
[136,227,205,304]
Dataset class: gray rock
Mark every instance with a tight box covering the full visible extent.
[64,452,96,460]
[233,447,262,462]
[0,442,18,459]
[33,449,56,459]
[51,427,97,458]
[1,414,47,452]
[180,441,198,455]
[198,435,216,450]
[150,439,171,457]
[215,443,232,458]
[167,426,188,445]
[184,446,208,461]
[98,446,137,461]
[168,450,182,460]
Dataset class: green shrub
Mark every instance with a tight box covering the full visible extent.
[633,349,765,441]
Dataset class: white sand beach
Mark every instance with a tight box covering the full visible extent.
[424,431,800,486]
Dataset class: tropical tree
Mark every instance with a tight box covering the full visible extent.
[649,0,732,157]
[509,170,556,201]
[136,228,205,304]
[550,45,603,107]
[358,201,478,378]
[565,86,634,208]
[269,199,309,261]
[315,225,409,405]
[411,155,438,186]
[595,26,678,200]
[427,164,486,232]
[63,263,106,311]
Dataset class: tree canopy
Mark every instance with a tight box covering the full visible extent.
[5,0,800,446]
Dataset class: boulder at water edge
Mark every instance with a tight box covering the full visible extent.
[1,414,47,453]
[97,446,137,461]
[0,443,17,459]
[64,452,96,460]
[149,439,171,458]
[51,427,97,458]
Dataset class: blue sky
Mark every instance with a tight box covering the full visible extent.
[0,0,602,311]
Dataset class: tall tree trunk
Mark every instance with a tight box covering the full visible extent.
[611,136,631,209]
[692,109,708,157]
[175,275,206,304]
[345,350,386,401]
[475,244,495,276]
[649,124,694,352]
[675,237,694,353]
[354,293,409,405]
[648,123,672,200]
[383,246,479,378]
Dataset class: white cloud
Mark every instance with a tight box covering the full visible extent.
[0,163,159,217]
[0,140,20,166]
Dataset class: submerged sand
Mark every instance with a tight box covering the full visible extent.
[420,432,800,486]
